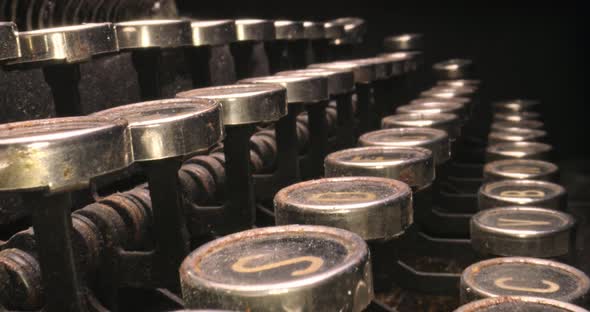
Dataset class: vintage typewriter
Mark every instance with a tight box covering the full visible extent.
[0,1,588,311]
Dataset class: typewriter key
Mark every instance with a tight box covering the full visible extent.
[398,98,468,120]
[382,112,462,141]
[232,19,275,79]
[275,177,413,240]
[494,111,541,122]
[326,17,367,60]
[454,296,590,312]
[0,116,132,312]
[264,20,305,72]
[493,99,539,113]
[241,74,328,179]
[178,84,287,229]
[115,19,192,100]
[471,207,575,258]
[484,159,559,182]
[460,257,590,304]
[488,128,547,145]
[187,20,237,87]
[491,120,544,130]
[433,58,474,80]
[383,33,424,52]
[302,21,327,64]
[349,57,399,128]
[0,22,20,61]
[277,68,356,149]
[359,127,450,165]
[310,60,377,133]
[486,141,553,162]
[437,79,481,88]
[8,23,119,116]
[93,98,222,287]
[478,180,567,211]
[180,225,373,311]
[421,86,477,99]
[325,146,434,190]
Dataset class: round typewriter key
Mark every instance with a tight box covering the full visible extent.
[232,19,275,79]
[0,116,132,311]
[190,20,236,47]
[491,120,544,130]
[421,86,477,99]
[235,19,275,42]
[277,68,356,148]
[398,98,467,120]
[180,225,373,311]
[178,84,286,229]
[359,127,450,165]
[437,79,481,88]
[471,207,575,258]
[486,142,553,162]
[116,19,192,50]
[484,159,559,182]
[478,180,567,211]
[241,74,328,179]
[93,98,223,287]
[494,111,541,122]
[433,58,474,80]
[383,33,423,52]
[493,99,539,113]
[382,112,462,140]
[302,21,328,64]
[460,257,590,304]
[325,146,434,190]
[488,128,547,145]
[177,83,286,126]
[0,22,20,61]
[275,177,413,240]
[454,296,590,312]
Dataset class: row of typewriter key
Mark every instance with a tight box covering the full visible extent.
[0,20,588,312]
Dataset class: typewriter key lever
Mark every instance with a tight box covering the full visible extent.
[232,19,275,79]
[180,225,374,311]
[0,116,132,312]
[177,84,287,232]
[116,19,192,100]
[240,74,328,180]
[93,98,223,289]
[186,20,237,87]
[7,23,118,116]
[265,20,305,73]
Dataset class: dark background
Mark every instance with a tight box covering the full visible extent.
[177,1,587,159]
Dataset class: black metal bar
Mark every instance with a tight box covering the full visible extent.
[223,125,257,232]
[273,105,303,189]
[264,41,290,74]
[185,46,213,88]
[131,49,162,100]
[286,40,308,69]
[356,83,372,134]
[43,63,83,116]
[143,157,189,290]
[306,102,329,179]
[372,78,393,129]
[26,192,85,312]
[334,93,356,149]
[230,41,271,79]
[311,40,329,63]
